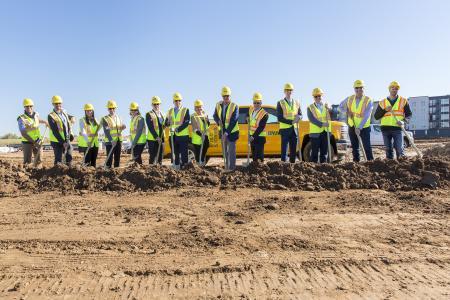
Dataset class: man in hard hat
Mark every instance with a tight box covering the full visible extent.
[48,95,75,166]
[374,81,412,159]
[102,100,126,168]
[339,80,374,162]
[78,104,100,167]
[164,93,190,169]
[146,96,165,165]
[213,86,239,170]
[277,83,302,163]
[129,102,147,164]
[17,98,48,166]
[307,88,332,163]
[248,92,269,162]
[191,99,210,165]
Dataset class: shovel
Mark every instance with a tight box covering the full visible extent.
[294,119,303,162]
[220,128,228,170]
[325,109,332,163]
[352,116,367,161]
[392,114,422,158]
[170,130,178,169]
[33,125,48,167]
[103,141,117,169]
[243,117,251,167]
[154,138,162,165]
[198,132,206,166]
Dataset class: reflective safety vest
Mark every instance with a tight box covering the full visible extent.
[147,110,164,141]
[18,113,41,142]
[278,98,300,129]
[167,107,189,137]
[190,112,210,145]
[308,103,332,134]
[215,101,239,134]
[102,115,123,142]
[78,117,99,147]
[379,96,408,127]
[346,95,372,128]
[249,107,268,137]
[48,110,71,143]
[130,114,147,144]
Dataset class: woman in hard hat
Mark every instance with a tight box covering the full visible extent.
[17,98,48,166]
[101,100,126,168]
[190,99,210,165]
[146,96,165,165]
[78,104,100,167]
[48,95,75,166]
[129,102,147,164]
[307,88,332,163]
[248,93,269,162]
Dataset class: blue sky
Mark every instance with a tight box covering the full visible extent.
[1,0,450,135]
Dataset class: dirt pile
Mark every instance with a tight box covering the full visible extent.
[423,142,450,158]
[0,157,449,196]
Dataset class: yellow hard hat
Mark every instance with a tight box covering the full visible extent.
[173,92,183,101]
[52,95,63,104]
[194,99,204,107]
[312,88,324,97]
[221,86,231,96]
[253,92,263,102]
[152,96,161,104]
[389,81,400,89]
[107,100,118,109]
[83,103,94,111]
[353,80,365,88]
[129,102,139,110]
[23,98,34,107]
[284,83,294,90]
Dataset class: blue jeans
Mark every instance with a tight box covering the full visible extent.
[311,132,328,163]
[349,126,374,162]
[280,129,297,163]
[382,128,404,159]
[171,135,189,166]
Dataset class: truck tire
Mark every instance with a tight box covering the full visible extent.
[302,140,336,162]
[188,143,210,165]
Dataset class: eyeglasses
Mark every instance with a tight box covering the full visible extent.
[314,96,322,99]
[174,100,181,102]
[253,102,261,104]
[354,87,363,90]
[24,106,33,108]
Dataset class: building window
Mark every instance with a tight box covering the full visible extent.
[442,98,449,105]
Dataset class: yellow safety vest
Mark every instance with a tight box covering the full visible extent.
[130,114,147,144]
[278,98,300,129]
[48,111,71,143]
[146,110,164,141]
[78,117,99,147]
[215,101,239,133]
[191,112,210,145]
[18,113,41,142]
[308,103,332,134]
[346,95,372,128]
[379,96,408,127]
[167,107,189,137]
[102,115,123,142]
[249,107,268,137]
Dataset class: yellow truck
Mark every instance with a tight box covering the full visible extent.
[160,105,349,163]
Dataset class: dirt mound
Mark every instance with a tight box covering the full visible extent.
[0,157,449,196]
[423,142,450,158]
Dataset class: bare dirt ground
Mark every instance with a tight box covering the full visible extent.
[0,141,449,299]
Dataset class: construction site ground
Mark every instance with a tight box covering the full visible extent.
[0,139,449,299]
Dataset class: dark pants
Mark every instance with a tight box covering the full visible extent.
[105,142,122,168]
[280,128,297,163]
[170,135,189,166]
[251,136,266,162]
[348,126,374,162]
[382,128,404,159]
[132,143,146,164]
[148,140,164,164]
[194,136,210,163]
[311,132,328,163]
[79,146,99,167]
[51,142,73,165]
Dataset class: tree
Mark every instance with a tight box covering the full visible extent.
[0,133,20,139]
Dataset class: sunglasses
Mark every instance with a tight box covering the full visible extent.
[253,102,261,104]
[174,100,181,102]
[314,96,322,99]
[24,106,33,108]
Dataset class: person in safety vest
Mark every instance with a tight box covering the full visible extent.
[78,104,100,167]
[102,100,126,168]
[164,92,190,169]
[129,102,147,164]
[276,83,302,163]
[146,96,165,165]
[213,86,239,171]
[17,98,48,166]
[247,92,268,162]
[339,80,374,161]
[374,81,412,159]
[47,95,75,166]
[191,99,210,164]
[307,88,332,163]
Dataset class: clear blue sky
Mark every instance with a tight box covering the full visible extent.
[1,0,450,135]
